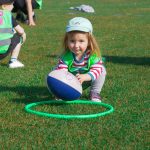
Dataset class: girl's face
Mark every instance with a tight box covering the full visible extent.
[67,32,89,58]
[2,3,14,11]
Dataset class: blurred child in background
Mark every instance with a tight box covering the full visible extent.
[54,17,106,102]
[0,0,26,68]
[13,0,42,26]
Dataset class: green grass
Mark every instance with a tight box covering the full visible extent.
[0,0,149,149]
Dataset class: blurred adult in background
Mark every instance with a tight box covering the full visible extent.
[13,0,42,26]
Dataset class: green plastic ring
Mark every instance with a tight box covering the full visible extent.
[25,100,114,119]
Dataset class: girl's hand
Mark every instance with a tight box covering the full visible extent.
[14,25,26,44]
[22,32,26,44]
[76,73,91,84]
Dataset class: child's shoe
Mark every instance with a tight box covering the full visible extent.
[90,92,101,102]
[9,60,24,68]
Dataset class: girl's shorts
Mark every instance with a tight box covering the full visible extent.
[0,33,21,60]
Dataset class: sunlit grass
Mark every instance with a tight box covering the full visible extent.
[0,0,149,149]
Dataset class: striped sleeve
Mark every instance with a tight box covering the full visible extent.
[88,60,104,81]
[55,59,68,71]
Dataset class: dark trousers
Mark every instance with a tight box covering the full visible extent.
[13,0,38,15]
[0,34,21,60]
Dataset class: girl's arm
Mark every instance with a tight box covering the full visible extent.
[25,0,36,26]
[14,25,26,44]
[55,59,68,71]
[88,61,104,81]
[76,60,104,84]
[76,73,91,84]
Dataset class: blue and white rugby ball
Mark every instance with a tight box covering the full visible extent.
[47,70,82,100]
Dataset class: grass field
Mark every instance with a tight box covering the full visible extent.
[0,0,149,149]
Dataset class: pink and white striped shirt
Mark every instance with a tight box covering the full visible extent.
[55,51,105,81]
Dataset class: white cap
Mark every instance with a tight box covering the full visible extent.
[66,17,93,33]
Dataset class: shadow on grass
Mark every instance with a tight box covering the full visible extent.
[104,56,150,66]
[0,85,87,108]
[0,85,55,104]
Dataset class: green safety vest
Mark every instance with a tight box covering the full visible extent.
[0,10,13,54]
[36,0,43,9]
[61,51,101,75]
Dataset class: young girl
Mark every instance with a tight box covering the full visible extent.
[54,17,106,102]
[0,0,26,68]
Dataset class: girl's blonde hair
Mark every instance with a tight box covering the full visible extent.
[62,31,101,58]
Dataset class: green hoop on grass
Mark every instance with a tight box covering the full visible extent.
[25,100,114,119]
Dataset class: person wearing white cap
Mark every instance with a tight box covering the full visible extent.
[54,17,106,102]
